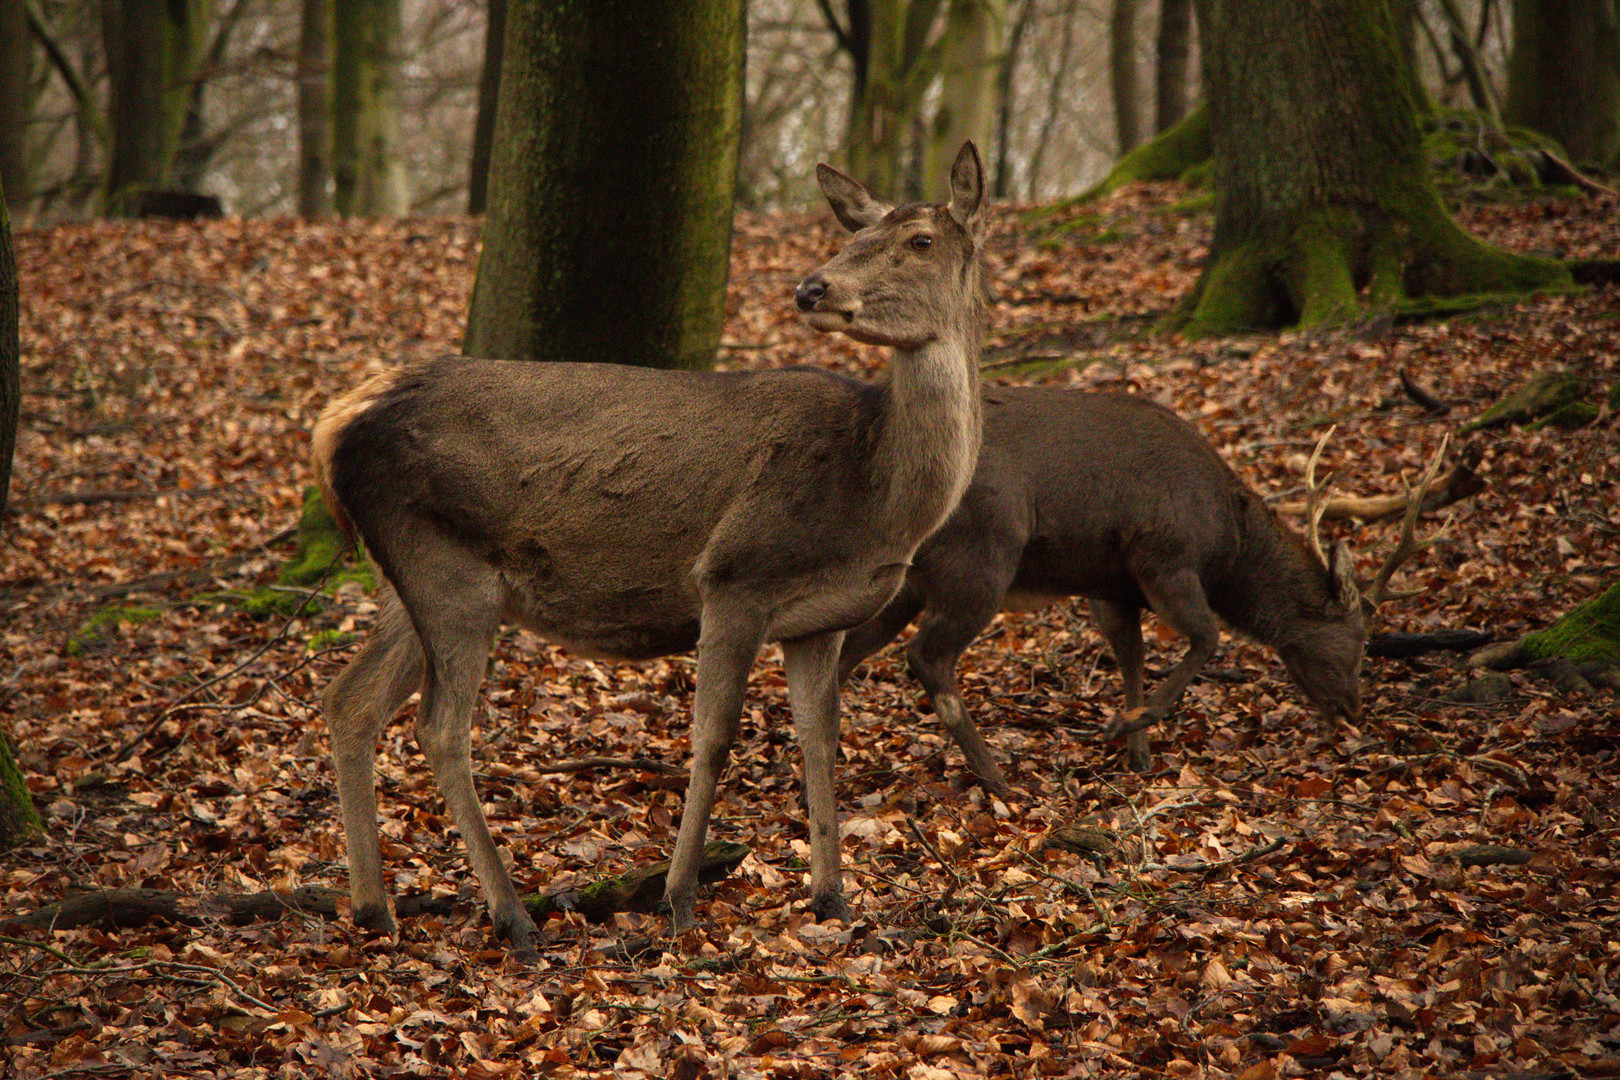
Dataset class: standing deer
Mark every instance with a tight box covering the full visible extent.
[838,389,1433,786]
[311,143,988,956]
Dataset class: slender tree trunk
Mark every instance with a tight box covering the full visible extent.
[1504,0,1620,167]
[331,0,407,216]
[462,0,745,371]
[1176,0,1568,335]
[1154,0,1193,133]
[297,0,333,217]
[1110,0,1141,153]
[0,3,31,218]
[466,0,504,215]
[924,0,1005,198]
[993,0,1034,197]
[102,0,178,214]
[0,189,16,526]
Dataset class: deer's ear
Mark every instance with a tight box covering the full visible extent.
[1329,540,1361,610]
[947,141,984,234]
[817,163,892,232]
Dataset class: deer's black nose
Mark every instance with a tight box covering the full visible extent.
[795,278,826,312]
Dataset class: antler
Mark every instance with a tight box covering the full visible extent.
[1363,434,1453,611]
[1303,425,1337,568]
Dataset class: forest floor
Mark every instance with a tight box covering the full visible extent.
[1,180,1617,1080]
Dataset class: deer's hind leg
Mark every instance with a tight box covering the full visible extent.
[1089,598,1149,771]
[391,556,540,957]
[324,587,426,934]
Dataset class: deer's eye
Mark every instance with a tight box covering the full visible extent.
[909,234,933,251]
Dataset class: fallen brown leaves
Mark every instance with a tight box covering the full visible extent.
[2,188,1617,1079]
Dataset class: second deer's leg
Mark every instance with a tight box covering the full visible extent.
[665,604,765,932]
[324,589,425,934]
[782,630,850,922]
[1134,567,1221,761]
[1089,599,1151,770]
[906,584,1013,795]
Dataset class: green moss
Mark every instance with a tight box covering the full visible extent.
[1521,583,1620,668]
[1077,104,1211,202]
[309,629,357,652]
[1286,210,1361,327]
[1176,241,1274,337]
[281,487,348,587]
[66,605,162,657]
[1530,400,1600,431]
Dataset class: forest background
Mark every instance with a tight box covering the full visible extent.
[1,1,1618,1078]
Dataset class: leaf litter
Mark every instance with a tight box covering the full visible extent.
[1,188,1617,1078]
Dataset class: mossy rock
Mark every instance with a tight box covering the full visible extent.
[1521,582,1620,670]
[66,605,162,657]
[1464,371,1589,432]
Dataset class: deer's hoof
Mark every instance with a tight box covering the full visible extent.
[353,901,397,936]
[494,910,541,963]
[809,892,852,924]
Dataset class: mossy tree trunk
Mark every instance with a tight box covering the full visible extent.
[1174,0,1570,336]
[1109,0,1142,155]
[845,0,944,198]
[462,0,744,371]
[1503,0,1620,168]
[0,2,31,218]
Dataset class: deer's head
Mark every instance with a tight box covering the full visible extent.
[795,142,986,349]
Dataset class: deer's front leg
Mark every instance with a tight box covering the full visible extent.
[782,630,851,922]
[666,607,764,932]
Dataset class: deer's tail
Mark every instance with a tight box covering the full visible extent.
[310,368,398,545]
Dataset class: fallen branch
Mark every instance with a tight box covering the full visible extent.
[533,756,687,778]
[1366,629,1492,658]
[6,885,454,933]
[525,840,750,922]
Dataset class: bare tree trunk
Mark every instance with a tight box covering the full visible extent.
[1504,0,1620,167]
[1154,0,1193,133]
[992,0,1034,197]
[0,188,16,525]
[0,3,31,218]
[1110,0,1141,154]
[297,0,333,217]
[462,0,744,371]
[331,0,407,216]
[923,0,1005,197]
[466,0,504,215]
[1176,0,1568,335]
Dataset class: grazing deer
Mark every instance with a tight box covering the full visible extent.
[311,144,988,955]
[839,391,1440,786]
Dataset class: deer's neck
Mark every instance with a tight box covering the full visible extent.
[872,317,983,551]
[1213,501,1332,644]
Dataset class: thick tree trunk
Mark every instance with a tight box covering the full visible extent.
[923,0,1004,198]
[461,0,744,372]
[1154,0,1194,133]
[1109,0,1141,154]
[1177,0,1569,335]
[331,0,407,217]
[1504,0,1620,167]
[297,0,333,217]
[466,0,505,216]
